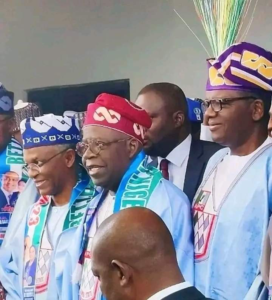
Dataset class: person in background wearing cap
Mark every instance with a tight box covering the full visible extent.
[135,82,222,203]
[62,93,194,300]
[13,100,41,145]
[2,101,42,249]
[0,84,26,246]
[193,42,272,300]
[186,97,203,140]
[0,114,97,300]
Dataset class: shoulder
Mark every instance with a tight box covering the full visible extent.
[192,139,223,153]
[157,179,190,206]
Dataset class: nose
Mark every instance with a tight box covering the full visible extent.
[27,168,39,179]
[82,147,97,165]
[205,104,217,120]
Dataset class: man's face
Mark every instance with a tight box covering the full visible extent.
[135,92,176,156]
[205,90,254,147]
[23,145,70,196]
[82,126,132,191]
[2,172,19,193]
[0,114,13,152]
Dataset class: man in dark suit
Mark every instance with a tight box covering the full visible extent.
[0,171,20,211]
[135,83,222,202]
[91,207,211,300]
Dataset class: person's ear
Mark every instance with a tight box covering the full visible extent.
[173,111,185,128]
[251,99,265,121]
[127,139,140,159]
[111,260,132,287]
[64,149,76,168]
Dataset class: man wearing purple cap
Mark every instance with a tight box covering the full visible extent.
[193,42,272,300]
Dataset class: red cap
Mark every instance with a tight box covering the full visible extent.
[84,93,152,143]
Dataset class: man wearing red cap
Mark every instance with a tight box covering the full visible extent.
[62,93,194,300]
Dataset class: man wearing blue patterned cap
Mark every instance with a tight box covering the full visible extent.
[0,83,26,246]
[193,42,272,300]
[0,114,97,300]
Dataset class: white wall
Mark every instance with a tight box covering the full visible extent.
[0,0,271,102]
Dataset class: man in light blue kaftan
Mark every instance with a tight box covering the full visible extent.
[59,93,194,300]
[193,42,272,300]
[0,114,97,300]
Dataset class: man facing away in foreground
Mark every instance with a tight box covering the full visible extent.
[91,207,212,300]
[193,42,272,300]
[62,93,194,300]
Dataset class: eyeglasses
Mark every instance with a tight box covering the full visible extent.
[202,96,257,112]
[76,138,129,157]
[23,148,69,174]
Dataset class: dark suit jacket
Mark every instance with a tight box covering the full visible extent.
[0,189,8,210]
[183,139,222,202]
[163,286,212,300]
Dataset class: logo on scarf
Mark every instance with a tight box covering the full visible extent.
[133,123,145,139]
[193,189,217,261]
[93,107,121,124]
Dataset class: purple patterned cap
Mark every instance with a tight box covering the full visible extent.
[206,42,272,93]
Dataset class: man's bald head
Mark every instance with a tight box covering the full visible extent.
[91,207,183,300]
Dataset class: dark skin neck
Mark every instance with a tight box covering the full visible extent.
[52,170,78,206]
[160,127,190,158]
[230,124,268,156]
[139,266,184,300]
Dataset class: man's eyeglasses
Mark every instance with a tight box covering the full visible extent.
[23,148,69,174]
[76,138,129,157]
[201,96,257,112]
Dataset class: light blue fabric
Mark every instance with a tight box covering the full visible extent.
[3,179,39,247]
[0,175,94,300]
[59,180,194,300]
[194,145,272,300]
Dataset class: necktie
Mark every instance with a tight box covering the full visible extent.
[160,159,169,180]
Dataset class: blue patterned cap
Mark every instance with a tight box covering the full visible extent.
[0,83,14,115]
[20,114,81,149]
[186,98,203,123]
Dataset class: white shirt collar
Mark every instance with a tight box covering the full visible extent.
[158,134,192,167]
[147,282,191,300]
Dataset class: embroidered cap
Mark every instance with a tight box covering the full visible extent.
[13,100,41,132]
[0,83,14,115]
[20,114,81,149]
[84,93,152,143]
[186,98,203,123]
[206,42,272,93]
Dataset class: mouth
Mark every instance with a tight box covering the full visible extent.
[208,123,221,131]
[86,165,105,176]
[34,180,47,188]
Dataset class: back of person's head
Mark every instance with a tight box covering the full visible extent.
[91,207,183,300]
[136,82,191,157]
[0,83,15,152]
